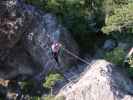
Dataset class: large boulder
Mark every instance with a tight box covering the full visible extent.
[0,0,79,79]
[57,60,133,100]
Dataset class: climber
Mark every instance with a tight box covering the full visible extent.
[51,42,62,64]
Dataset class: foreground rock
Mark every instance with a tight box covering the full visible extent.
[0,0,79,79]
[57,60,133,100]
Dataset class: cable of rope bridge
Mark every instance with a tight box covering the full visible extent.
[46,34,90,65]
[40,34,91,86]
[61,46,90,65]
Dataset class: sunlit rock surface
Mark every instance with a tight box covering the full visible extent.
[57,60,133,100]
[0,0,79,79]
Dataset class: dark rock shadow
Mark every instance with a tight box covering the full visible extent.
[108,64,133,99]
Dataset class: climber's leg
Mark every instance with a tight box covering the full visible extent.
[53,52,59,64]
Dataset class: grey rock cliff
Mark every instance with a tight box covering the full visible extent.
[0,0,79,79]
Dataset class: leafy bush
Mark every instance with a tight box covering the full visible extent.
[44,95,66,100]
[44,95,55,100]
[104,48,125,65]
[102,2,133,34]
[32,96,41,100]
[55,95,66,100]
[43,73,63,89]
[19,80,35,94]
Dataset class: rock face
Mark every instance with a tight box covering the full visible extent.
[0,0,25,48]
[57,60,133,100]
[0,0,79,79]
[103,39,117,51]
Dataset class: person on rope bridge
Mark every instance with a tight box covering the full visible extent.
[51,41,62,64]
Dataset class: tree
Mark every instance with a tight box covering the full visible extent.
[43,73,63,95]
[102,2,133,34]
[104,48,125,65]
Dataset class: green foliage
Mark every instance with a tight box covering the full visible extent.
[32,96,41,100]
[43,73,63,89]
[44,95,65,100]
[102,2,133,34]
[102,1,133,51]
[104,48,125,65]
[102,0,130,20]
[55,95,66,100]
[44,95,55,100]
[19,80,35,94]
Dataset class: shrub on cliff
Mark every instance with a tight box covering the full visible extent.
[43,73,63,99]
[104,48,125,65]
[19,80,35,94]
[102,2,133,36]
[43,73,63,89]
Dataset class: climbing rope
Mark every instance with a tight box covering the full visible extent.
[34,33,91,88]
[61,46,90,65]
[46,34,90,65]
